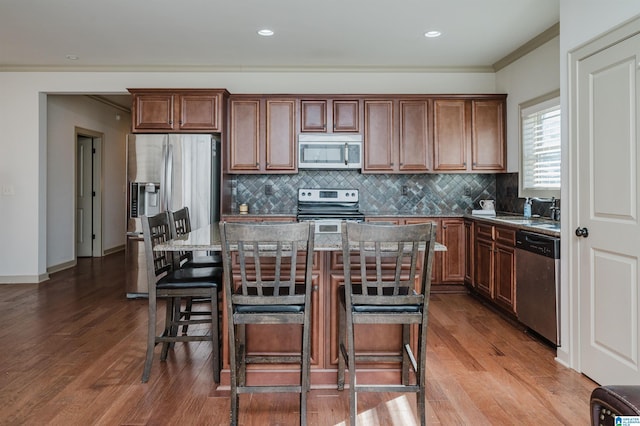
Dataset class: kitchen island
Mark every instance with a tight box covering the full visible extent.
[155,222,445,389]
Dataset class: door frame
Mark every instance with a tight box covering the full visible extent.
[567,15,640,372]
[75,127,104,258]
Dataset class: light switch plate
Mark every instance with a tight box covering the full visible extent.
[2,184,15,196]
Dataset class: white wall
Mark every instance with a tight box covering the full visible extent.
[0,71,496,282]
[47,96,129,268]
[495,36,560,172]
[557,0,640,368]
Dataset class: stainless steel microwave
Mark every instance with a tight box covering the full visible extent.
[298,134,363,169]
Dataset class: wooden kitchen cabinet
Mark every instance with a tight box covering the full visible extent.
[227,96,297,173]
[398,99,430,172]
[471,99,506,171]
[363,99,395,172]
[464,219,474,286]
[473,222,516,314]
[432,99,469,171]
[432,96,506,173]
[405,217,465,288]
[265,98,296,171]
[300,98,360,133]
[363,98,431,173]
[228,98,261,172]
[129,89,228,133]
[494,227,516,312]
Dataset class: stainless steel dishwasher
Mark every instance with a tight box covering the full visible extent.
[515,230,560,346]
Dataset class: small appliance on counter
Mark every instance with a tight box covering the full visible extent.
[472,199,496,216]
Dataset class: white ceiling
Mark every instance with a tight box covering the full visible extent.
[0,0,559,71]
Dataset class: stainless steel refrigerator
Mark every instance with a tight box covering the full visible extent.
[125,134,221,298]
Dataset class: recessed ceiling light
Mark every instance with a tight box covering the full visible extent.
[65,54,79,60]
[257,29,274,37]
[424,31,442,38]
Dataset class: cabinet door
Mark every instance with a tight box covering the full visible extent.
[471,99,506,171]
[363,100,395,172]
[432,99,469,171]
[333,100,359,132]
[229,99,261,172]
[464,220,474,286]
[266,99,297,172]
[399,100,430,172]
[440,218,465,283]
[301,100,327,132]
[404,217,441,284]
[474,238,494,297]
[494,244,516,313]
[179,93,220,131]
[132,93,175,131]
[494,226,516,312]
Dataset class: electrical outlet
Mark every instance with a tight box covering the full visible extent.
[464,186,472,196]
[401,185,408,196]
[264,184,273,196]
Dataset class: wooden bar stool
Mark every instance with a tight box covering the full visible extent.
[337,221,436,426]
[141,211,221,384]
[219,221,315,426]
[169,207,223,335]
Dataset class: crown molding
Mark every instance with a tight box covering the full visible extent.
[493,22,560,71]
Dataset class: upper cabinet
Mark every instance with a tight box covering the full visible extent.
[398,99,430,172]
[432,96,506,173]
[300,98,360,133]
[362,97,430,173]
[228,95,297,174]
[129,89,229,133]
[363,99,395,172]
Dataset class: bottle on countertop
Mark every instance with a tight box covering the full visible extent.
[523,198,532,218]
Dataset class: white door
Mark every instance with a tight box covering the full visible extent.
[76,136,93,257]
[576,33,640,384]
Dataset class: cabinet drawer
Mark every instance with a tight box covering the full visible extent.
[475,223,494,240]
[495,227,516,246]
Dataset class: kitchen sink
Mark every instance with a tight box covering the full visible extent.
[530,223,561,230]
[492,216,561,231]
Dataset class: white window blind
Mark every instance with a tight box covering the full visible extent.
[521,97,561,193]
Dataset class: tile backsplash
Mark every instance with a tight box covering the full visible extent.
[231,171,496,215]
[496,172,560,218]
[230,171,560,218]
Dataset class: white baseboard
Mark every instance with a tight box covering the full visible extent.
[47,259,77,274]
[0,273,49,284]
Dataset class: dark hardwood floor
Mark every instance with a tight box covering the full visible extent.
[0,252,596,425]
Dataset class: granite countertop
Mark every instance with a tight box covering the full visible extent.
[465,213,561,237]
[155,223,446,252]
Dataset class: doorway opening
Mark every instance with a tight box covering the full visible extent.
[75,128,103,258]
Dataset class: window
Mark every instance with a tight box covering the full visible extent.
[519,90,561,198]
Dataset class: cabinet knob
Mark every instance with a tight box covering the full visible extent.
[168,120,173,125]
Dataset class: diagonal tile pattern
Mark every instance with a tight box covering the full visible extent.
[233,171,498,215]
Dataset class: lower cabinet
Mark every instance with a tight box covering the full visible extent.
[410,217,465,286]
[473,222,516,314]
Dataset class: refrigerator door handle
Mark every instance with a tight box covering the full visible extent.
[166,143,174,210]
[160,142,168,212]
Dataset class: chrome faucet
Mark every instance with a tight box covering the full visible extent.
[549,197,560,221]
